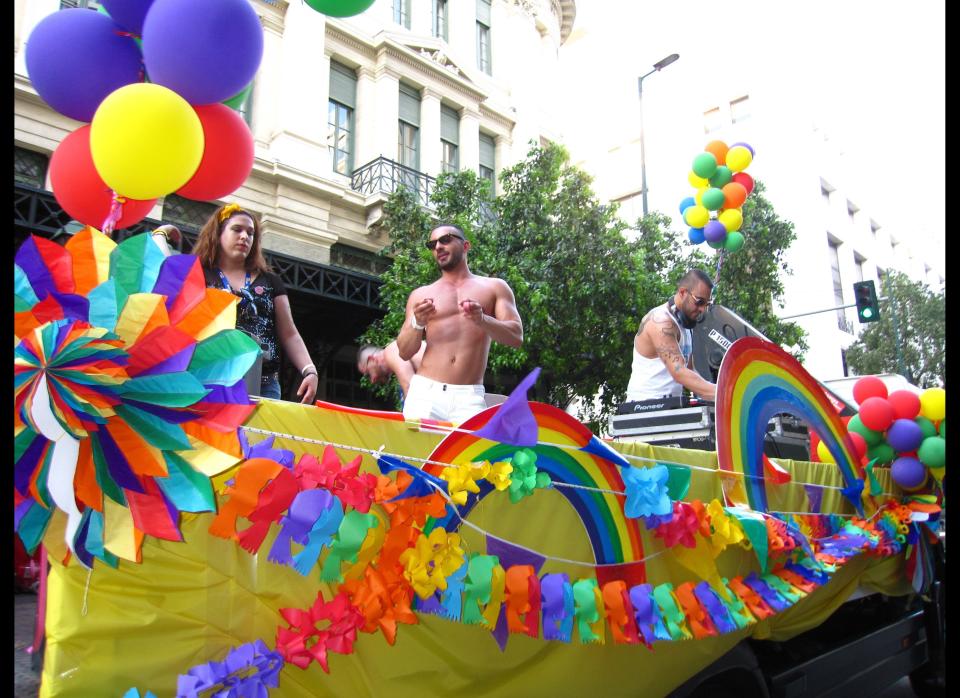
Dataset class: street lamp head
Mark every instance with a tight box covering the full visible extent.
[653,53,679,71]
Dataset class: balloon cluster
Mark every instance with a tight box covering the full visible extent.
[26,0,262,233]
[305,0,377,16]
[679,141,756,253]
[812,377,946,492]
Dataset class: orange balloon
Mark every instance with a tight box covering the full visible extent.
[705,140,729,168]
[722,182,748,209]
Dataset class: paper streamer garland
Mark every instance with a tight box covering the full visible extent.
[13,229,259,565]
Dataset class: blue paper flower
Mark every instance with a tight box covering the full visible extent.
[623,464,672,519]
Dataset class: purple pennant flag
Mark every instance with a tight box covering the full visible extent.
[474,368,541,447]
[803,484,823,514]
[485,535,547,651]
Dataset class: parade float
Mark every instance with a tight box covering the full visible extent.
[15,1,944,696]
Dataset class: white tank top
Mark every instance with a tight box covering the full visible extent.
[625,303,693,401]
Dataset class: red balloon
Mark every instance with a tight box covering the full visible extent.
[887,390,921,421]
[731,171,754,196]
[853,376,888,405]
[49,125,156,229]
[176,104,254,202]
[847,431,867,460]
[858,397,895,432]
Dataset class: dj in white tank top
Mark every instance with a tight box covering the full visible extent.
[625,303,693,401]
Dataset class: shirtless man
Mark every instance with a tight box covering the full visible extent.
[396,224,523,424]
[356,340,425,398]
[625,269,716,402]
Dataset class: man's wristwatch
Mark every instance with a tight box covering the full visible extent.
[411,316,425,331]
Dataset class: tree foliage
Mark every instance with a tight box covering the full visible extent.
[359,144,809,430]
[845,271,945,388]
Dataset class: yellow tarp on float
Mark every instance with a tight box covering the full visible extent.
[40,400,911,698]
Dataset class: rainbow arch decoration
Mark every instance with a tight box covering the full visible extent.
[422,402,647,587]
[716,337,864,515]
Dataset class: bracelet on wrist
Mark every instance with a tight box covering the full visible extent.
[411,316,425,331]
[300,363,316,376]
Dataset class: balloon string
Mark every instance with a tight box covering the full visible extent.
[713,249,727,297]
[101,192,126,237]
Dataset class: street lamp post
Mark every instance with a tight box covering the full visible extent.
[638,53,679,217]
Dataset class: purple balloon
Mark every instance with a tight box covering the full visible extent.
[891,456,926,490]
[688,227,705,244]
[886,418,924,453]
[25,9,143,122]
[142,0,264,105]
[100,0,156,35]
[704,219,727,243]
[730,141,755,157]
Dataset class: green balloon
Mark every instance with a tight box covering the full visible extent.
[707,239,726,250]
[701,187,725,211]
[938,419,945,438]
[849,414,883,446]
[723,231,745,252]
[223,83,253,109]
[917,436,945,469]
[709,166,733,188]
[305,0,377,17]
[867,442,895,465]
[914,416,938,440]
[692,152,718,179]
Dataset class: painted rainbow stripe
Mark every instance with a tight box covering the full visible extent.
[422,402,647,586]
[716,338,863,515]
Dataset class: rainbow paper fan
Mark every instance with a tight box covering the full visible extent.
[14,228,260,568]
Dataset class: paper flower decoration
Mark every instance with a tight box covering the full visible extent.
[176,639,283,697]
[483,459,514,491]
[399,527,465,599]
[277,591,365,673]
[439,461,489,506]
[653,502,700,549]
[706,499,745,554]
[506,448,551,503]
[14,229,259,566]
[622,464,672,518]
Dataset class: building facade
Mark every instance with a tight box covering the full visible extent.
[13,0,576,406]
[555,19,944,384]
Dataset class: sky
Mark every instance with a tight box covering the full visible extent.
[566,1,945,271]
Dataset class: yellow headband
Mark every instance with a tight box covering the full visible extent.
[218,203,243,223]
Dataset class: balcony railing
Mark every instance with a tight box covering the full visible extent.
[351,156,436,208]
[13,182,383,311]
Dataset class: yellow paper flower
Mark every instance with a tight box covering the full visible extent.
[707,498,745,555]
[399,528,465,599]
[484,459,513,492]
[440,462,489,506]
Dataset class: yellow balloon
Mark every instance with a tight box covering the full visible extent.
[816,440,836,464]
[718,207,743,232]
[684,204,710,228]
[694,189,704,206]
[90,83,204,200]
[726,145,753,173]
[919,387,946,421]
[688,171,709,189]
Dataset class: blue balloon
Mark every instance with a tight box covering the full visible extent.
[100,0,155,35]
[679,197,696,215]
[688,227,705,244]
[25,9,143,122]
[704,219,727,243]
[143,0,264,105]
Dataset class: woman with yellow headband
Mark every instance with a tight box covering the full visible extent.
[193,203,318,403]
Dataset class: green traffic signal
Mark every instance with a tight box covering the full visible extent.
[853,280,880,323]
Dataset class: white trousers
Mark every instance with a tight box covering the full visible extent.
[402,374,487,425]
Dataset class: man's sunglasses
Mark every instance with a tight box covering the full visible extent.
[425,233,464,250]
[691,294,712,308]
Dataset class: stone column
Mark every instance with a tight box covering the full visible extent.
[458,108,481,174]
[372,68,401,162]
[420,88,442,177]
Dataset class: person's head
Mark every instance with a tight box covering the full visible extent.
[356,344,390,384]
[674,269,714,326]
[425,223,469,272]
[192,203,270,273]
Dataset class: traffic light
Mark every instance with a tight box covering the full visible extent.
[853,280,880,323]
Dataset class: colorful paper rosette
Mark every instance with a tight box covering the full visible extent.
[14,228,260,567]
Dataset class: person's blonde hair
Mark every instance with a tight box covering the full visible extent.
[192,203,271,274]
